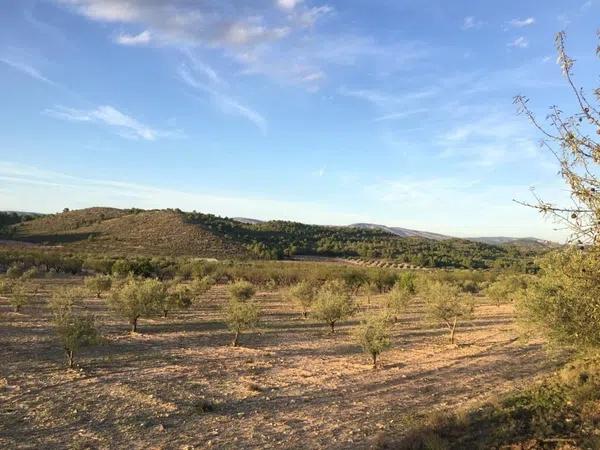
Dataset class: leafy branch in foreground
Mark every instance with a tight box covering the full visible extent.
[514,31,600,244]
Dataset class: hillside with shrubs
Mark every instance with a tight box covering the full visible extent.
[2,207,542,270]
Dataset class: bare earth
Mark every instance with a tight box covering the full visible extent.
[0,279,565,449]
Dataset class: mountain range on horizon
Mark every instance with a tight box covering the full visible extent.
[233,218,558,246]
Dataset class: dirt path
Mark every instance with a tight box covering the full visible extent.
[0,282,564,449]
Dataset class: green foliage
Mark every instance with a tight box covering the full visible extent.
[8,282,30,313]
[486,274,528,306]
[162,283,193,317]
[386,279,414,322]
[227,280,256,302]
[519,249,600,349]
[423,281,474,344]
[50,287,99,368]
[191,276,215,297]
[108,277,167,332]
[285,280,316,318]
[312,279,357,333]
[225,297,260,347]
[6,263,25,279]
[84,275,112,298]
[355,313,392,368]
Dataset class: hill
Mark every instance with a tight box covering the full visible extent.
[1,207,543,270]
[5,207,251,259]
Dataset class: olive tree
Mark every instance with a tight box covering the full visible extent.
[486,275,528,307]
[513,31,600,348]
[50,287,99,369]
[285,280,315,318]
[228,280,256,302]
[108,278,166,332]
[386,276,416,323]
[191,276,215,298]
[355,313,392,368]
[519,249,600,349]
[225,281,260,346]
[162,283,193,318]
[423,281,474,345]
[84,275,112,298]
[312,279,357,333]
[9,282,30,313]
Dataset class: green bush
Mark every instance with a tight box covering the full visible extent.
[285,281,316,318]
[355,313,392,368]
[227,280,256,302]
[423,281,474,344]
[50,287,99,369]
[84,275,112,298]
[108,278,166,332]
[312,279,357,333]
[225,287,260,347]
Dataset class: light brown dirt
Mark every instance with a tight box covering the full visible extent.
[0,279,564,449]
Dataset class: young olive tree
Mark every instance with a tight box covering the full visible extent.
[312,279,357,333]
[423,281,474,345]
[228,280,256,302]
[108,278,166,332]
[386,275,416,323]
[225,281,260,346]
[84,275,112,298]
[355,313,392,368]
[162,283,193,318]
[191,276,216,298]
[50,287,99,369]
[486,275,528,307]
[9,282,30,313]
[285,280,315,318]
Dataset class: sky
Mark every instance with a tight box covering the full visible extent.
[1,0,599,241]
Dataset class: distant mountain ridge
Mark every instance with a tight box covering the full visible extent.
[349,223,452,241]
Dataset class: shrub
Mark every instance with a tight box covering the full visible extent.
[312,279,357,333]
[486,275,528,306]
[9,282,30,313]
[50,288,99,369]
[6,263,24,279]
[191,276,215,297]
[285,281,316,318]
[108,278,166,332]
[355,313,392,368]
[225,292,260,347]
[519,249,600,349]
[227,280,256,302]
[21,267,41,280]
[162,283,193,318]
[386,279,415,323]
[84,275,112,298]
[423,281,474,344]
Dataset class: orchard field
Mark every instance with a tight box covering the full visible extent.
[0,267,564,449]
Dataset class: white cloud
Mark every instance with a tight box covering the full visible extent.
[462,16,484,30]
[508,17,535,28]
[0,57,56,86]
[115,30,151,46]
[277,0,303,10]
[178,62,267,134]
[45,105,178,140]
[508,36,529,48]
[55,0,302,47]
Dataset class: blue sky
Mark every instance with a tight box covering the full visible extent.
[1,0,598,240]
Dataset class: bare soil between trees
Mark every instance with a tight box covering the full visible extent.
[0,279,565,449]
